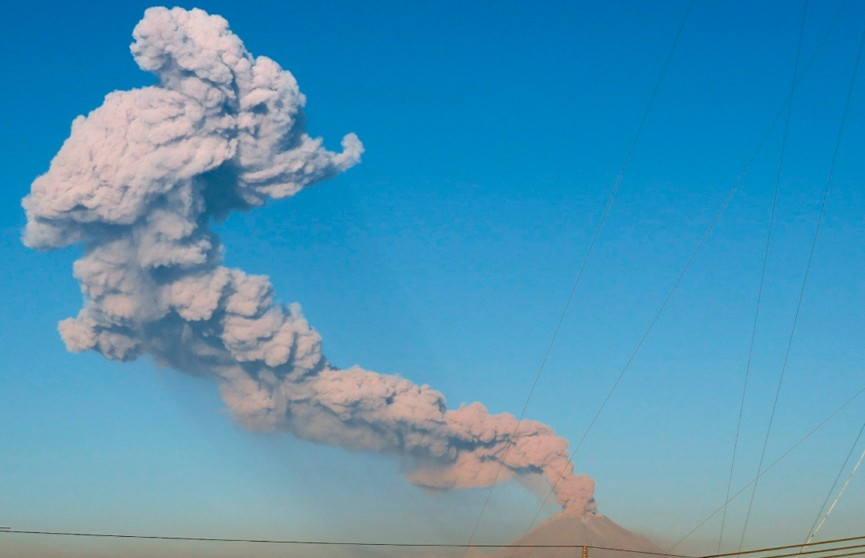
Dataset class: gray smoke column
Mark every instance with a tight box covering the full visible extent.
[22,6,596,515]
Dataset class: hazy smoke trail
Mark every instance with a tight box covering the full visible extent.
[23,6,595,515]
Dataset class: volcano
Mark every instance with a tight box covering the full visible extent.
[483,513,660,558]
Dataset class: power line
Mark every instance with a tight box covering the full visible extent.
[0,528,692,555]
[7,526,865,558]
[701,534,865,558]
[626,2,854,551]
[515,0,856,544]
[802,420,865,550]
[668,382,865,551]
[717,0,809,554]
[768,543,865,558]
[519,14,835,541]
[810,552,865,558]
[759,546,865,558]
[737,14,865,550]
[460,0,695,551]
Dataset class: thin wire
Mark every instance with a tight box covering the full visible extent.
[717,549,865,558]
[7,527,865,558]
[460,0,695,551]
[781,544,865,558]
[520,1,854,542]
[813,448,865,539]
[0,529,692,555]
[805,552,865,558]
[751,550,865,558]
[668,383,865,551]
[512,0,849,547]
[717,1,809,554]
[737,17,865,550]
[758,543,865,558]
[700,534,865,558]
[803,422,865,549]
[519,27,826,539]
[665,6,857,550]
[802,420,865,548]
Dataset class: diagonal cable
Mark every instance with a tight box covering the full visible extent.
[736,17,865,551]
[459,1,695,552]
[517,0,851,546]
[668,383,865,551]
[717,1,809,553]
[701,535,865,558]
[516,10,839,536]
[809,445,865,542]
[664,3,854,549]
[799,418,865,551]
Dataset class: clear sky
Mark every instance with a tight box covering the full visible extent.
[2,1,865,557]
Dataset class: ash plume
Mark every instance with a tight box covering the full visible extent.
[22,6,595,516]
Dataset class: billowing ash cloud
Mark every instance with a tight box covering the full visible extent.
[23,6,595,515]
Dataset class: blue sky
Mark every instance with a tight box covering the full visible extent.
[2,1,865,557]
